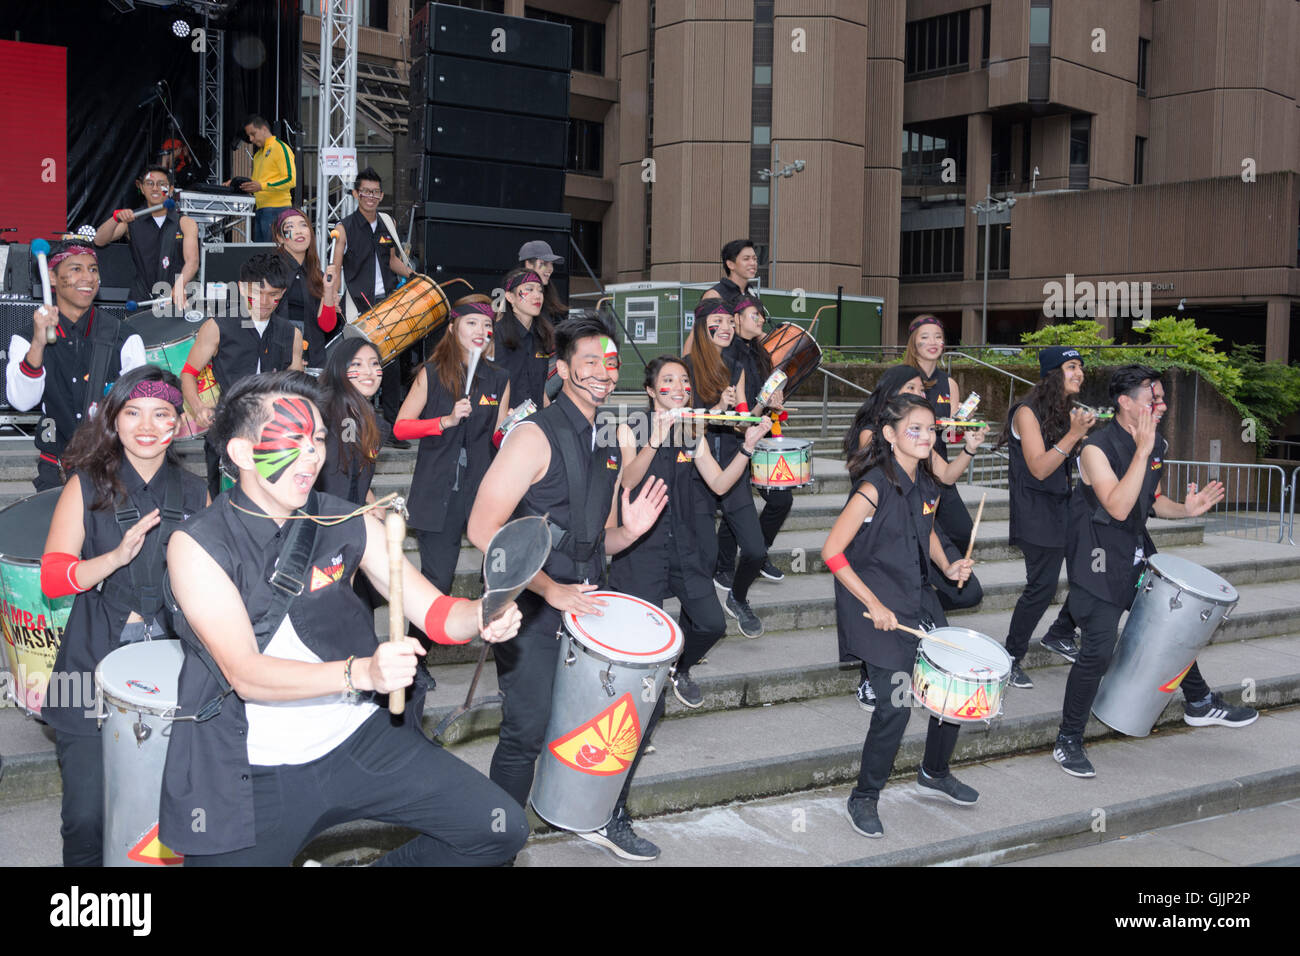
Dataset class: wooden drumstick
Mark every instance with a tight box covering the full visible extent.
[385,510,407,716]
[861,615,964,652]
[957,492,987,591]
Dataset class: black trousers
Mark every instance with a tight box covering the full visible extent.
[711,478,766,602]
[935,482,973,554]
[1006,542,1078,662]
[932,568,983,612]
[34,457,63,492]
[1059,587,1212,738]
[717,485,793,574]
[185,709,528,866]
[852,659,960,801]
[55,730,103,867]
[415,525,466,595]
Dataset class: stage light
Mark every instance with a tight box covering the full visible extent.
[172,19,191,37]
[75,226,96,240]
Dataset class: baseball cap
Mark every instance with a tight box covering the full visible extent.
[1039,346,1083,377]
[518,240,564,264]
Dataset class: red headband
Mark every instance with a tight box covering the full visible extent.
[127,379,183,409]
[506,271,543,292]
[48,245,98,269]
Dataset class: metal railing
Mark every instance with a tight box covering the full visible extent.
[1289,467,1299,545]
[817,368,870,438]
[1162,460,1291,544]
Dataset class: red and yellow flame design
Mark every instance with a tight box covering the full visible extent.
[548,694,642,776]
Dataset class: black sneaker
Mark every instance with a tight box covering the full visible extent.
[1183,693,1258,728]
[713,570,734,593]
[1040,634,1079,663]
[856,677,877,712]
[760,559,785,581]
[671,670,704,709]
[1053,733,1095,777]
[916,767,979,805]
[575,807,660,861]
[725,592,764,638]
[1009,661,1034,689]
[846,795,883,838]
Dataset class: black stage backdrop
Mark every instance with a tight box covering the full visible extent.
[0,0,300,232]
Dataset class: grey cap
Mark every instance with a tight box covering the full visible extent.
[517,240,564,264]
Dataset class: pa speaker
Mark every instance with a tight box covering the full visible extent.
[416,213,571,302]
[410,53,569,119]
[410,155,565,213]
[411,2,572,72]
[409,105,567,169]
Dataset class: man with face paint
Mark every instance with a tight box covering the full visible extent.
[5,241,147,491]
[469,318,669,860]
[181,252,303,499]
[160,371,529,866]
[94,164,199,312]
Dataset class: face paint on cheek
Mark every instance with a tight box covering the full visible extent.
[252,397,315,482]
[600,336,620,370]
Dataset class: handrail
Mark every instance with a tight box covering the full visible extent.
[817,367,870,439]
[1163,459,1290,544]
[1289,466,1299,545]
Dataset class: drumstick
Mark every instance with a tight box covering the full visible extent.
[30,239,56,344]
[957,493,987,591]
[860,616,964,652]
[385,510,407,716]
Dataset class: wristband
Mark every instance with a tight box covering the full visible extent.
[182,362,202,379]
[1153,490,1161,500]
[41,552,87,598]
[492,428,505,449]
[958,446,973,458]
[317,304,337,333]
[393,416,443,441]
[424,595,471,645]
[1051,444,1068,456]
[825,552,849,573]
[342,655,359,701]
[735,402,749,414]
[113,209,129,223]
[739,446,753,459]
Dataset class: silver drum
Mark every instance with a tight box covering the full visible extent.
[531,592,683,833]
[1092,553,1238,737]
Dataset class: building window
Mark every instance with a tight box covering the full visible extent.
[1069,114,1091,188]
[571,218,602,275]
[526,7,605,75]
[752,185,770,206]
[902,122,967,186]
[1137,38,1150,95]
[981,5,991,66]
[754,65,772,86]
[753,125,771,146]
[568,119,603,176]
[1134,136,1146,185]
[905,10,971,78]
[976,222,1011,277]
[900,227,964,280]
[1029,4,1051,44]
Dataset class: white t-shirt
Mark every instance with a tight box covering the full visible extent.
[252,318,270,373]
[371,220,385,298]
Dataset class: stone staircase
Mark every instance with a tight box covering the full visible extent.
[3,422,1296,867]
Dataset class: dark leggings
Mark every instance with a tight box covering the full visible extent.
[1006,542,1077,662]
[712,477,765,601]
[852,659,960,800]
[55,730,103,867]
[716,485,793,574]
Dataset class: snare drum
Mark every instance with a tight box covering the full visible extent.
[759,322,823,397]
[350,274,450,364]
[911,627,1012,723]
[128,311,218,440]
[97,640,185,866]
[1093,554,1238,737]
[750,437,813,489]
[0,491,72,717]
[531,592,684,832]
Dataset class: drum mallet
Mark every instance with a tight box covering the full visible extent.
[123,197,176,220]
[863,617,966,654]
[958,492,987,591]
[385,508,407,717]
[29,239,57,344]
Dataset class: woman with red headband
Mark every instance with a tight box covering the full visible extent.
[39,364,208,866]
[492,268,554,411]
[270,209,341,367]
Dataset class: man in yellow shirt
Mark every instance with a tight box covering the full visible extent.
[234,115,296,241]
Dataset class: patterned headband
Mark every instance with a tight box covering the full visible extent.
[48,245,98,269]
[908,314,943,334]
[701,300,732,318]
[734,297,763,313]
[454,302,496,319]
[506,271,543,292]
[128,379,184,410]
[274,208,310,234]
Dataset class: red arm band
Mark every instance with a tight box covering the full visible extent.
[736,402,749,413]
[182,362,202,379]
[1153,491,1161,500]
[317,304,337,333]
[112,209,129,223]
[825,553,849,574]
[41,552,87,598]
[393,417,443,441]
[424,595,471,645]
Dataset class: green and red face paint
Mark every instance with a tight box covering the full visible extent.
[253,397,316,482]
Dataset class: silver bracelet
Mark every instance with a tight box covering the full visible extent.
[1052,444,1068,456]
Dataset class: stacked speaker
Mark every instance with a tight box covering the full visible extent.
[408,3,572,301]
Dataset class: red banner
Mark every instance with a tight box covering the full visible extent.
[0,39,67,242]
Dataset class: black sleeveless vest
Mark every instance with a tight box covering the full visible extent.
[209,313,296,393]
[1006,402,1073,547]
[127,209,184,302]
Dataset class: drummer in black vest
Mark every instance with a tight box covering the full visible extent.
[39,365,208,866]
[996,347,1093,689]
[4,242,146,490]
[698,237,759,311]
[1054,365,1255,779]
[396,302,510,593]
[468,317,667,860]
[824,393,978,839]
[93,165,199,313]
[269,209,341,367]
[492,268,555,411]
[334,168,415,437]
[180,252,303,498]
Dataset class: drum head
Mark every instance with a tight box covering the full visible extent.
[921,628,1011,678]
[124,311,203,348]
[97,640,184,715]
[1147,553,1237,604]
[756,437,812,453]
[0,491,62,565]
[565,592,683,665]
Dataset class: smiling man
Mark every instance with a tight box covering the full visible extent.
[699,238,760,311]
[4,241,146,490]
[160,371,528,866]
[235,115,297,242]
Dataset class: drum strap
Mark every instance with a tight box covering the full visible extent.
[162,492,319,720]
[540,419,607,564]
[378,212,415,274]
[85,308,121,417]
[103,465,186,621]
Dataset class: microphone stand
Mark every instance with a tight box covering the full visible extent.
[150,82,209,184]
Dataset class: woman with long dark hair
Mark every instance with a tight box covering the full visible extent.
[822,393,978,839]
[316,337,386,506]
[39,364,208,866]
[995,347,1095,687]
[396,303,511,592]
[492,268,554,410]
[270,209,341,366]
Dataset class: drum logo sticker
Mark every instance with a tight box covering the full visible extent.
[478,394,499,406]
[1151,458,1162,471]
[676,450,691,463]
[126,680,160,696]
[548,693,642,776]
[1159,662,1194,693]
[769,456,796,484]
[954,686,991,719]
[310,561,345,592]
[923,498,938,515]
[606,456,619,471]
[127,823,183,866]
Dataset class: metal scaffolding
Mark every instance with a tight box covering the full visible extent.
[315,0,359,259]
[198,15,225,183]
